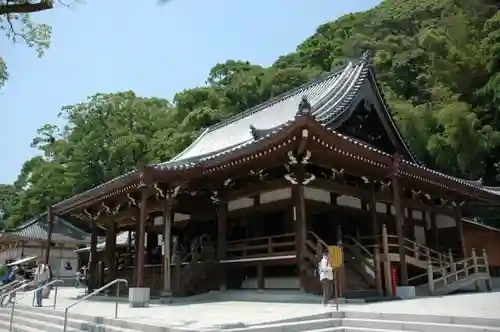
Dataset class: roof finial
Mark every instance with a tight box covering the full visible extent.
[297,95,312,116]
[249,125,259,140]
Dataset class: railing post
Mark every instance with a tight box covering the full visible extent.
[413,242,419,260]
[472,248,479,273]
[425,247,430,263]
[9,294,16,332]
[374,244,383,296]
[382,224,392,296]
[471,248,480,291]
[482,249,493,291]
[448,249,456,274]
[427,259,434,294]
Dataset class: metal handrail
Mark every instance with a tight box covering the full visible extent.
[9,279,64,332]
[0,280,23,295]
[1,280,34,307]
[62,278,128,332]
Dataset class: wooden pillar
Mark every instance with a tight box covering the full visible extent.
[430,211,439,251]
[133,223,140,286]
[162,196,174,296]
[370,182,383,296]
[335,223,344,297]
[45,206,53,264]
[390,155,408,286]
[257,263,264,290]
[88,219,98,293]
[382,224,392,296]
[453,204,467,258]
[105,221,117,282]
[136,188,148,288]
[293,184,307,289]
[216,201,228,290]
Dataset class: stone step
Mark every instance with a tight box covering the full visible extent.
[341,318,500,332]
[305,327,411,332]
[344,311,500,328]
[226,311,500,332]
[225,318,342,332]
[0,307,142,332]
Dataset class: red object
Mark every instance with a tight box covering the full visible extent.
[391,266,398,296]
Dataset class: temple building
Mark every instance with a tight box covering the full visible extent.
[45,53,497,305]
[0,214,89,281]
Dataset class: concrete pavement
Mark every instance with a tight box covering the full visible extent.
[12,288,500,330]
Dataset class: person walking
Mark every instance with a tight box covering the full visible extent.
[319,249,334,306]
[33,260,50,307]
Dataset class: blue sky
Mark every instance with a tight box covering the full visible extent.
[1,0,380,184]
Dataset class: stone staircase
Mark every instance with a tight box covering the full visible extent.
[222,311,500,332]
[2,305,500,332]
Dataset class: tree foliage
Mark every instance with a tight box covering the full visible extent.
[3,0,500,227]
[0,0,55,88]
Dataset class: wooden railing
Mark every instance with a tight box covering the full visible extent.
[343,235,376,281]
[227,233,296,259]
[306,231,328,260]
[426,248,492,294]
[358,226,451,267]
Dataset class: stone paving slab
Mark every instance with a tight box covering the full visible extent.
[12,288,500,330]
[342,292,500,319]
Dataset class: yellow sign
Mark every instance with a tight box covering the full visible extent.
[329,245,343,268]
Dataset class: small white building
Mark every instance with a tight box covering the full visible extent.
[0,215,90,279]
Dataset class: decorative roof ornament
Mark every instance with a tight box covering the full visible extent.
[249,125,259,140]
[297,95,312,116]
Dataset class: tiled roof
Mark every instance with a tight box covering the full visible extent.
[49,53,500,211]
[156,58,371,170]
[0,215,90,244]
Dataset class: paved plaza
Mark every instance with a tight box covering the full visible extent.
[13,288,500,330]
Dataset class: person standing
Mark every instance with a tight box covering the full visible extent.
[319,249,333,306]
[33,260,50,307]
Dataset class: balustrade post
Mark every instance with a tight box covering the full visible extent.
[427,259,434,294]
[382,224,392,296]
[448,249,456,274]
[471,248,480,291]
[374,244,383,296]
[482,249,493,291]
[472,248,479,273]
[425,247,430,262]
[413,242,419,260]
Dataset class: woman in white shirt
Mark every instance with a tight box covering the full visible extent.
[319,249,333,306]
[33,260,49,307]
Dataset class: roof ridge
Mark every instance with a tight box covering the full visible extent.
[206,64,353,133]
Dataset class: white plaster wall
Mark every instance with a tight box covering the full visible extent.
[153,213,190,226]
[376,203,386,213]
[0,247,79,278]
[304,187,330,203]
[414,226,427,245]
[259,188,292,204]
[228,197,254,211]
[436,214,456,228]
[337,195,362,209]
[412,210,423,221]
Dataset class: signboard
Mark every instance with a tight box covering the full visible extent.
[329,245,343,268]
[391,266,398,296]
